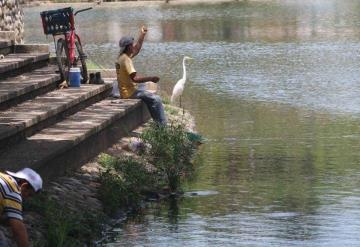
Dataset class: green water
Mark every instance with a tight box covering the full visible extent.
[25,1,360,245]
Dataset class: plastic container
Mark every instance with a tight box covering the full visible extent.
[111,80,120,97]
[69,67,81,87]
[40,7,74,35]
[138,83,145,91]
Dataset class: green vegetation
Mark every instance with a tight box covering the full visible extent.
[25,193,104,247]
[86,59,103,70]
[25,121,198,245]
[98,154,158,214]
[98,123,197,214]
[161,95,171,105]
[141,123,196,192]
[164,104,180,116]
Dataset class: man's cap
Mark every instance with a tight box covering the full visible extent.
[6,168,43,192]
[119,36,134,54]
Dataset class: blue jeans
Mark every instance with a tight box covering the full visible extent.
[0,239,7,247]
[130,90,167,125]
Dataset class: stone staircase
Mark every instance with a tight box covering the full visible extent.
[0,40,149,180]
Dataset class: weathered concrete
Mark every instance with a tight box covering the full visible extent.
[0,31,15,44]
[0,65,60,108]
[0,42,47,57]
[0,98,150,180]
[0,42,151,179]
[0,40,12,49]
[0,52,49,74]
[0,42,12,57]
[13,44,50,54]
[0,83,112,148]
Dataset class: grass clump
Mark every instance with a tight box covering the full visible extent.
[98,123,198,214]
[164,104,180,116]
[140,123,196,193]
[98,154,157,214]
[25,193,103,247]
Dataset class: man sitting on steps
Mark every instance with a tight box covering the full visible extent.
[115,26,167,125]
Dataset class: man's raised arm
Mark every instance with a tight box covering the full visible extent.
[132,26,148,58]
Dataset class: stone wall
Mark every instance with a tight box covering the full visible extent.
[0,0,24,43]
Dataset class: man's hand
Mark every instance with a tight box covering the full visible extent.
[141,26,148,35]
[151,76,160,83]
[8,218,29,247]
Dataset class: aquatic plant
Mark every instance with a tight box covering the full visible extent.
[140,123,196,192]
[98,154,157,214]
[98,121,198,213]
[98,168,128,214]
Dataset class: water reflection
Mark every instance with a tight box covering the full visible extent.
[103,91,360,245]
[24,1,360,44]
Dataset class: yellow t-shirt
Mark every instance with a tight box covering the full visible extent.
[116,54,137,99]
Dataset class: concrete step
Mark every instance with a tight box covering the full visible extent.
[0,40,12,50]
[0,31,15,55]
[0,98,149,179]
[0,65,61,110]
[0,83,112,148]
[0,52,50,76]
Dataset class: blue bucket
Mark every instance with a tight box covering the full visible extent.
[69,67,81,87]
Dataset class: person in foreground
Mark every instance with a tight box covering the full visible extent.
[0,168,42,247]
[116,26,167,125]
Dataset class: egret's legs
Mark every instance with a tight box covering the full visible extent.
[180,96,186,115]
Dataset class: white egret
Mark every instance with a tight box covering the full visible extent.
[171,56,193,108]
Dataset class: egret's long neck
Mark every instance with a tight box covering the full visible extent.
[182,58,187,80]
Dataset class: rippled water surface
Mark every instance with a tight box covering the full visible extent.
[25,1,360,246]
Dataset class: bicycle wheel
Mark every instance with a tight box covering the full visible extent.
[75,39,88,84]
[56,38,70,82]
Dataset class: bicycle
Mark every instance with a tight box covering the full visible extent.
[40,7,92,84]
